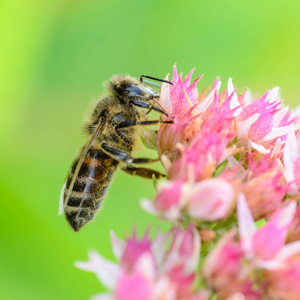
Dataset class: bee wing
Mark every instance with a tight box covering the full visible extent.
[62,118,106,210]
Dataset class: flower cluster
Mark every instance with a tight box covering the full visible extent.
[76,226,208,300]
[77,66,300,299]
[142,65,300,223]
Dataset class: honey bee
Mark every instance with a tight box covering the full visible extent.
[60,74,173,232]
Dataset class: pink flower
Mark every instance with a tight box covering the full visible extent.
[120,230,154,272]
[287,204,300,242]
[141,180,185,220]
[76,66,300,300]
[166,128,234,181]
[241,169,290,219]
[265,256,300,300]
[237,193,300,270]
[142,178,235,222]
[76,226,206,300]
[203,231,243,291]
[283,124,300,193]
[185,178,235,221]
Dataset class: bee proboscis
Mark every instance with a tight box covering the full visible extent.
[60,74,173,231]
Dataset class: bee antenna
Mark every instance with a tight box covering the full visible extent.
[140,75,174,86]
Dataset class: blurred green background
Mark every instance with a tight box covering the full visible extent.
[1,0,300,299]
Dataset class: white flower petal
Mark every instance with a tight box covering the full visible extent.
[259,241,300,270]
[237,193,256,240]
[228,78,241,116]
[260,126,291,142]
[152,230,171,266]
[266,87,280,103]
[248,139,270,154]
[237,113,259,140]
[140,199,158,215]
[134,253,156,280]
[160,75,172,113]
[278,201,296,227]
[184,228,201,273]
[227,155,246,176]
[283,124,299,185]
[284,124,299,167]
[75,250,120,289]
[274,241,300,263]
[243,88,253,105]
[196,81,221,113]
[110,230,125,261]
[272,106,288,127]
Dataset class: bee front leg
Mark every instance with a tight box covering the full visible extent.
[121,165,166,179]
[101,143,159,164]
[130,99,168,117]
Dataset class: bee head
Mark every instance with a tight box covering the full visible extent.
[107,75,159,101]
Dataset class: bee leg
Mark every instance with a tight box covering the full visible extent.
[121,165,166,179]
[102,143,159,164]
[116,119,173,131]
[130,99,169,117]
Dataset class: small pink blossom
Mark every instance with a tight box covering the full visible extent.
[265,256,300,300]
[143,178,235,222]
[76,226,205,300]
[186,178,235,221]
[203,231,243,291]
[241,169,290,219]
[120,230,154,272]
[237,193,300,270]
[167,129,234,181]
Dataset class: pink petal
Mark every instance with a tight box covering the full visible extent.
[172,64,178,85]
[237,193,256,240]
[186,178,235,221]
[196,81,221,113]
[248,112,273,142]
[182,68,195,89]
[154,180,183,212]
[116,271,153,300]
[284,125,299,177]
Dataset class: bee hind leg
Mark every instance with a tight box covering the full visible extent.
[102,143,159,164]
[121,165,166,179]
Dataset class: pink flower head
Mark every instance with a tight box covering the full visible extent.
[217,281,264,300]
[237,193,300,270]
[167,128,233,182]
[203,231,243,291]
[186,178,235,221]
[165,224,201,274]
[247,151,279,179]
[241,168,290,220]
[157,67,237,164]
[116,265,153,300]
[143,178,235,222]
[283,124,300,193]
[76,226,204,300]
[141,179,185,220]
[120,230,153,272]
[265,256,300,300]
[76,66,300,300]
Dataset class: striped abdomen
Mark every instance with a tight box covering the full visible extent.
[63,146,119,231]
